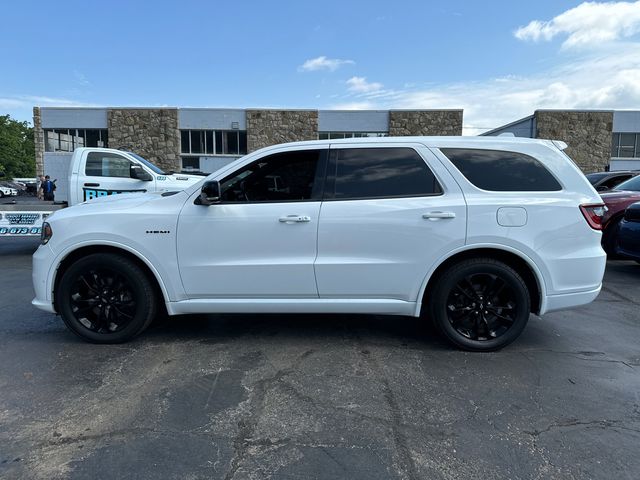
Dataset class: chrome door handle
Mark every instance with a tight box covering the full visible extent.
[422,211,456,220]
[279,215,311,223]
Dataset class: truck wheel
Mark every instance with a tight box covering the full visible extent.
[428,258,530,352]
[57,253,157,343]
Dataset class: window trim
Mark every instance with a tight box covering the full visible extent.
[322,146,444,202]
[209,149,329,205]
[439,147,564,193]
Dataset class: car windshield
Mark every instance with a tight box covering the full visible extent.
[127,152,166,175]
[613,175,640,192]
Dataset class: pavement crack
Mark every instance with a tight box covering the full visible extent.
[525,418,640,436]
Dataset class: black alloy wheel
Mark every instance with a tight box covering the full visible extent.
[429,258,531,351]
[58,253,157,343]
[69,268,137,333]
[446,273,518,341]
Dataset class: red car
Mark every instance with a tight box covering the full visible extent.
[600,175,640,254]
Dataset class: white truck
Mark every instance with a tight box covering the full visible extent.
[0,148,203,239]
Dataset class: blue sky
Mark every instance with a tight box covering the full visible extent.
[2,1,640,133]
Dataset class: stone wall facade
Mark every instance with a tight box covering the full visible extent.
[535,110,613,172]
[388,110,463,136]
[246,110,318,152]
[107,108,180,172]
[33,107,45,176]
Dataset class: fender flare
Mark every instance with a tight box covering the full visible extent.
[413,243,549,317]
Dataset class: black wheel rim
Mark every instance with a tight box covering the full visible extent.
[446,273,518,341]
[69,268,137,333]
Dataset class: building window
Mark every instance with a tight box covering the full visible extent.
[612,133,640,158]
[181,156,201,171]
[318,132,388,140]
[44,129,108,152]
[180,129,247,156]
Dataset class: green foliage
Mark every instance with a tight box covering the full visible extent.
[0,115,36,178]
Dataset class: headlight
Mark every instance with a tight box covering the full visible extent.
[41,222,53,245]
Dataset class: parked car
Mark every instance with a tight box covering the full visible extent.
[586,171,639,192]
[614,202,640,262]
[0,185,18,197]
[32,137,606,351]
[600,175,640,254]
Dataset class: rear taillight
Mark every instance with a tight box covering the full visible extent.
[580,204,607,230]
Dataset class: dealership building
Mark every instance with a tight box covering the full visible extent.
[484,110,640,172]
[33,107,640,190]
[33,107,463,182]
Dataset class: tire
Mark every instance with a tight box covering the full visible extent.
[57,253,157,343]
[428,258,531,352]
[602,217,622,256]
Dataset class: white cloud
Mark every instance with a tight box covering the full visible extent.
[515,1,640,49]
[298,56,354,72]
[73,70,90,86]
[346,76,384,94]
[0,95,99,122]
[326,45,640,135]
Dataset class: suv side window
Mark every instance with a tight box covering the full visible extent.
[441,148,562,191]
[220,149,325,202]
[331,147,442,199]
[85,152,134,178]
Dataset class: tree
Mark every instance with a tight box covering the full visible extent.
[0,115,35,178]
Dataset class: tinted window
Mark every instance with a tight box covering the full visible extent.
[601,174,633,189]
[333,148,442,199]
[220,150,323,202]
[85,152,133,178]
[441,148,562,191]
[614,175,640,192]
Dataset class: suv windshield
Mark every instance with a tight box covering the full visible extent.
[613,175,640,192]
[127,152,166,175]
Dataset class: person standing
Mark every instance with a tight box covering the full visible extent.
[37,175,45,200]
[42,175,56,201]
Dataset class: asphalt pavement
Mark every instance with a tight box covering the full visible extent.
[0,237,639,479]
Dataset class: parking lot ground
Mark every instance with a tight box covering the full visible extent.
[1,238,639,480]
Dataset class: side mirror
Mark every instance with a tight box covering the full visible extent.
[596,185,608,192]
[130,164,153,181]
[196,180,221,205]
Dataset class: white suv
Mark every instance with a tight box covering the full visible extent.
[32,137,607,351]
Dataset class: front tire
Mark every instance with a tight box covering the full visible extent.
[57,253,157,343]
[428,258,531,352]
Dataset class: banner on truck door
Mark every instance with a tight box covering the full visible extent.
[83,188,147,201]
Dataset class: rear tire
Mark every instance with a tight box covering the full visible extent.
[428,258,530,352]
[602,217,622,256]
[57,253,157,343]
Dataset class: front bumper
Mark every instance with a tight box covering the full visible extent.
[32,243,57,313]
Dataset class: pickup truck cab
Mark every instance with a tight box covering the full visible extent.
[0,148,201,238]
[32,137,607,351]
[69,148,202,204]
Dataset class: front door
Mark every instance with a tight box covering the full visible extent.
[177,147,328,298]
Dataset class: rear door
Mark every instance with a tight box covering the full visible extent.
[314,143,466,302]
[79,151,154,202]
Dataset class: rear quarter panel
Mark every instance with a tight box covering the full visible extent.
[428,140,605,295]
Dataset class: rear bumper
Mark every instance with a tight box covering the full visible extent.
[541,284,602,314]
